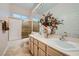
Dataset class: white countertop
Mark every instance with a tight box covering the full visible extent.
[29,32,79,56]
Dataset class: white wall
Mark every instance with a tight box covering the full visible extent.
[0,4,10,55]
[0,23,8,55]
[0,4,10,18]
[9,17,22,41]
[10,4,31,17]
[45,3,79,38]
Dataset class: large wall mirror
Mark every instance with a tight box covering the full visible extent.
[33,3,79,38]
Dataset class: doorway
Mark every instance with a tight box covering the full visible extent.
[9,18,22,40]
[22,20,32,39]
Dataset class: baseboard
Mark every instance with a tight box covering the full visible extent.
[2,43,9,56]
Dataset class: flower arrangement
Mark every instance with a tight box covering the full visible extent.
[40,12,63,35]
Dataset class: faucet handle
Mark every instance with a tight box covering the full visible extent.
[64,32,68,37]
[60,35,64,40]
[59,32,68,40]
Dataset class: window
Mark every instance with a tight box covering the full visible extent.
[12,13,28,20]
[33,16,40,22]
[33,16,40,32]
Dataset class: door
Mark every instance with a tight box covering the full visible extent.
[9,18,22,40]
[22,20,32,38]
[38,48,46,56]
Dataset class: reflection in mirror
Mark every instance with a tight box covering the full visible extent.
[22,20,32,38]
[33,17,40,32]
[34,3,79,38]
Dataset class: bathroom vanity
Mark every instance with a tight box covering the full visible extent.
[29,32,79,56]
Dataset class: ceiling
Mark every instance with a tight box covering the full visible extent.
[9,3,39,17]
[11,3,38,10]
[9,3,58,18]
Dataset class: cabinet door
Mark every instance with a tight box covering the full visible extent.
[34,39,38,45]
[30,42,34,55]
[34,44,38,56]
[47,46,64,56]
[38,48,46,56]
[39,41,46,52]
[9,18,22,40]
[29,38,31,51]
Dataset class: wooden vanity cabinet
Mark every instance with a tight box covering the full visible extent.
[29,37,46,56]
[34,44,38,56]
[38,48,46,56]
[29,36,67,56]
[47,46,66,56]
[33,39,38,56]
[39,41,46,51]
[38,41,46,56]
[30,37,34,42]
[29,37,31,51]
[34,39,38,45]
[30,41,34,55]
[29,37,34,55]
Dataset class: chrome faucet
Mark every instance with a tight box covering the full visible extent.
[60,32,68,40]
[60,35,65,40]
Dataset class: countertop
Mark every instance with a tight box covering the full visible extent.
[29,32,79,56]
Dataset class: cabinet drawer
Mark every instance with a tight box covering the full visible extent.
[47,46,64,56]
[39,41,46,51]
[34,39,38,45]
[30,37,34,42]
[38,48,46,56]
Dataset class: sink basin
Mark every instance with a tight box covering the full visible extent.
[51,40,79,51]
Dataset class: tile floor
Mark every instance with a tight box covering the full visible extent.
[4,38,31,56]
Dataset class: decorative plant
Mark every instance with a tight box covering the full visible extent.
[40,12,63,34]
